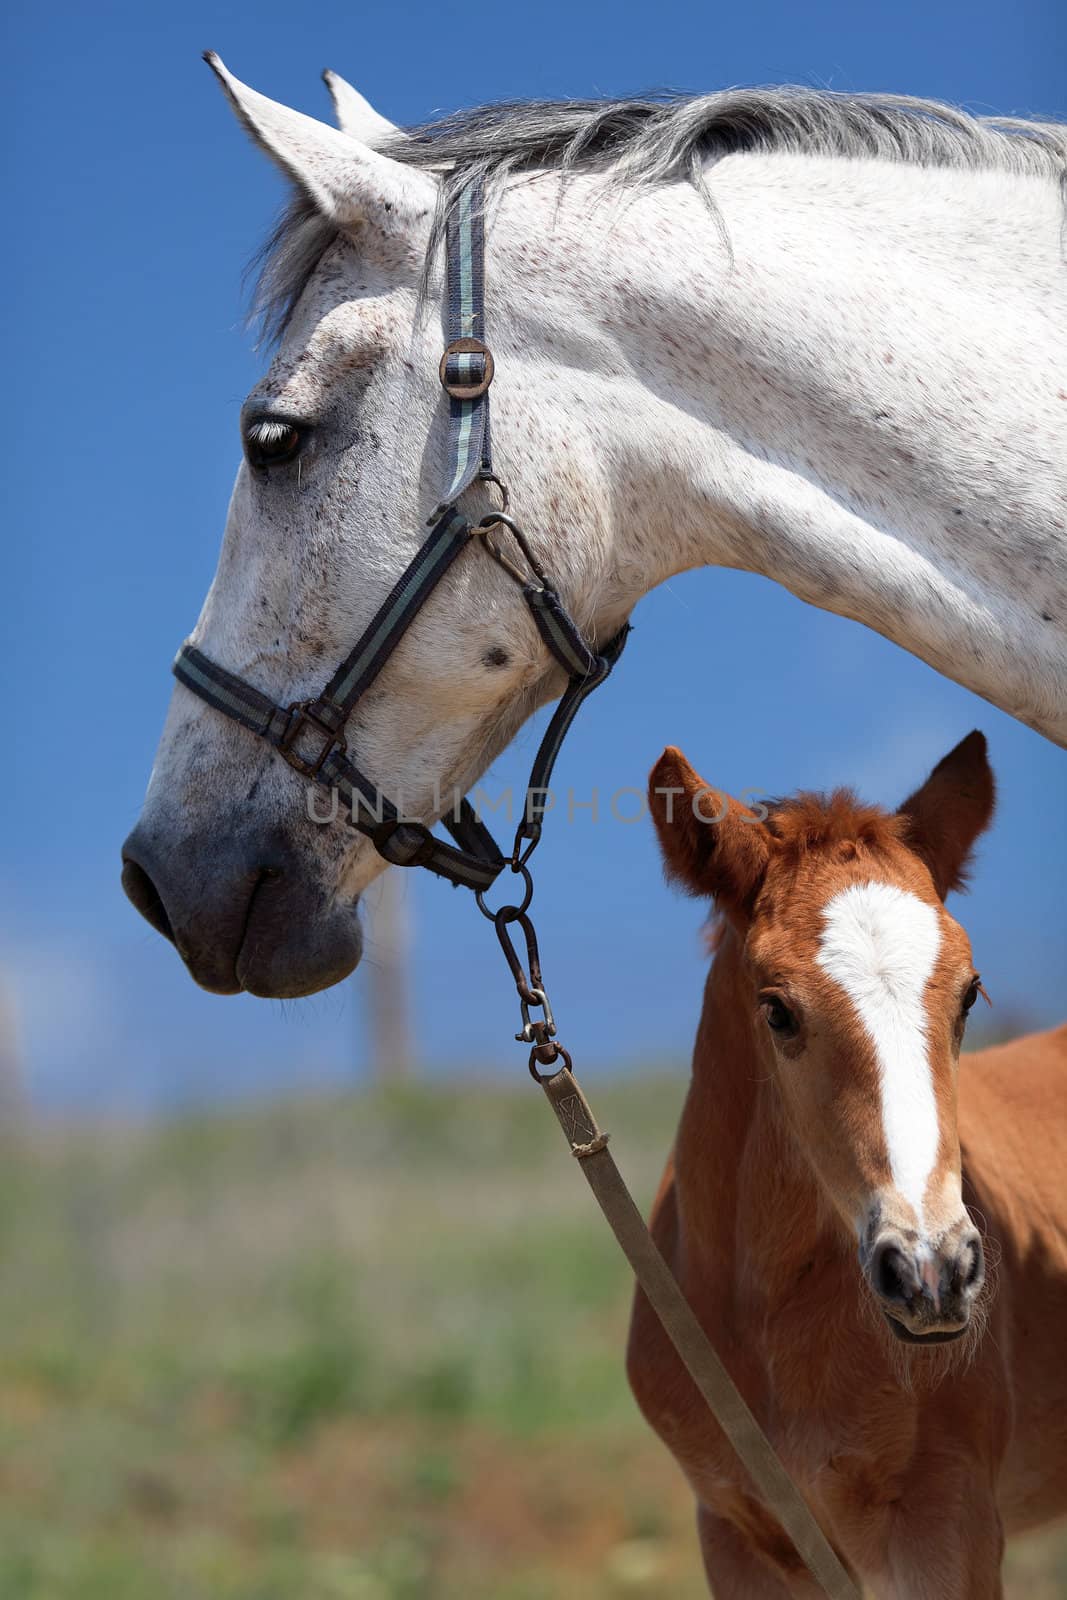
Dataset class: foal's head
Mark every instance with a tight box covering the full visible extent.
[649,732,996,1345]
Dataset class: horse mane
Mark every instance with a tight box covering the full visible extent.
[253,84,1067,342]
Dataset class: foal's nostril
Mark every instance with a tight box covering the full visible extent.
[957,1232,985,1295]
[872,1242,918,1305]
[121,857,175,944]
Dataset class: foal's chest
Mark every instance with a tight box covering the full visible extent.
[673,1331,919,1571]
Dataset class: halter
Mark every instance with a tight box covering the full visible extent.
[173,179,628,896]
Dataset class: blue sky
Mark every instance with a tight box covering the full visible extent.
[4,0,1065,1112]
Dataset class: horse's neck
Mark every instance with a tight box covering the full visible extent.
[524,156,1067,742]
[674,924,841,1305]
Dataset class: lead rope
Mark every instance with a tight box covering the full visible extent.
[481,842,862,1600]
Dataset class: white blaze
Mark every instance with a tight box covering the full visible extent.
[816,881,942,1226]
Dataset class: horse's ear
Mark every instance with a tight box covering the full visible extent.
[205,55,432,234]
[897,731,995,899]
[322,70,404,146]
[648,747,771,916]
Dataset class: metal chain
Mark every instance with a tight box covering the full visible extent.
[476,858,565,1076]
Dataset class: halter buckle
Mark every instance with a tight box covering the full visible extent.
[278,699,347,778]
[440,337,495,400]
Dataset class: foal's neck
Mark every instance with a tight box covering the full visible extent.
[674,924,842,1302]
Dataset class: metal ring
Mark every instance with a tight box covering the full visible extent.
[475,512,524,539]
[439,337,494,400]
[474,513,549,586]
[475,861,534,922]
[479,473,510,512]
[511,824,542,870]
[528,1042,572,1084]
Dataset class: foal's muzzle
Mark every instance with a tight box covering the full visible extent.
[865,1223,985,1343]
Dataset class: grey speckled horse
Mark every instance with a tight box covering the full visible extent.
[123,59,1067,997]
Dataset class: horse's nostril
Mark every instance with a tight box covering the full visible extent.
[960,1233,985,1293]
[873,1242,915,1305]
[121,857,175,944]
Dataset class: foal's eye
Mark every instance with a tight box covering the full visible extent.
[760,995,799,1040]
[244,418,303,469]
[961,977,982,1015]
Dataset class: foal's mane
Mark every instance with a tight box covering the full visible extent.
[703,793,909,948]
[254,84,1067,341]
[764,789,907,861]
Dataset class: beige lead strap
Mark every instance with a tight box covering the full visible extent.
[539,1063,863,1600]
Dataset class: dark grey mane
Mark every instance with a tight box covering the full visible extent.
[254,85,1067,342]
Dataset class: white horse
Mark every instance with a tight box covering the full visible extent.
[122,57,1067,997]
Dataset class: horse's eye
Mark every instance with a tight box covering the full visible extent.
[245,419,302,469]
[961,977,981,1015]
[760,995,799,1040]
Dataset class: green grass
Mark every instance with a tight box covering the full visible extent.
[0,1075,1063,1598]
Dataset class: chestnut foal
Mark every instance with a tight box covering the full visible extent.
[628,733,1067,1598]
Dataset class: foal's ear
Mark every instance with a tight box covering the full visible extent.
[648,747,771,915]
[205,55,433,236]
[897,730,995,899]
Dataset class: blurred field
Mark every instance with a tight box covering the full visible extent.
[1,1074,1065,1599]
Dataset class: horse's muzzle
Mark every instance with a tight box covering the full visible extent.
[864,1223,985,1343]
[120,824,362,997]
